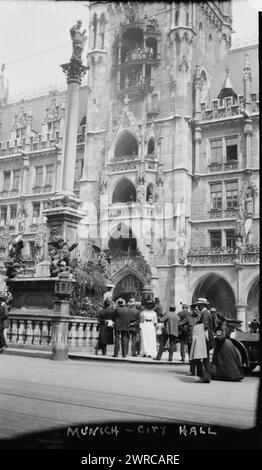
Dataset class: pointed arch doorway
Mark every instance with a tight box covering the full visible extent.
[113,273,144,303]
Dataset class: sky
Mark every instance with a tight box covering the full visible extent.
[0,0,260,98]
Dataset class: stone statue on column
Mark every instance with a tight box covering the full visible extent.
[70,20,87,63]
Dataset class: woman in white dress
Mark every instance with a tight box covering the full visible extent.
[140,301,157,358]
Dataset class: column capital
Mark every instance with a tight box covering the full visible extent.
[60,59,88,85]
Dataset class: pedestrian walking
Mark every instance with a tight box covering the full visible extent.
[140,300,157,358]
[0,291,9,353]
[113,298,136,358]
[194,298,215,383]
[154,297,164,348]
[96,298,116,356]
[178,303,191,363]
[128,298,141,356]
[155,305,179,362]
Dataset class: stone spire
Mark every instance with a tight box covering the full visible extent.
[0,63,9,106]
[243,53,252,109]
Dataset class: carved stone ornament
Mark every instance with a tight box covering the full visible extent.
[179,55,189,72]
[61,60,88,85]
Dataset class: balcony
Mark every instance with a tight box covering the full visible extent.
[118,49,160,70]
[107,156,140,173]
[0,189,19,198]
[32,185,53,195]
[107,203,156,220]
[208,161,239,173]
[187,245,260,265]
[207,208,239,219]
[119,77,154,99]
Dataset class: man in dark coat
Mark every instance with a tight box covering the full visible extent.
[128,298,141,357]
[195,298,215,383]
[154,297,163,321]
[186,304,202,376]
[178,303,191,363]
[113,298,136,358]
[155,305,179,362]
[96,298,116,355]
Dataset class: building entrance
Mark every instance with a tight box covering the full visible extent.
[192,273,236,317]
[113,274,144,302]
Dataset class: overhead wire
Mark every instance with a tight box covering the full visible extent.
[3,4,175,67]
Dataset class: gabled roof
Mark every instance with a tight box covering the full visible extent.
[209,44,258,101]
[217,67,237,100]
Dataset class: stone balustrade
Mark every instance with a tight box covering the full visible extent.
[207,208,240,219]
[200,93,259,121]
[208,161,239,173]
[108,203,155,219]
[6,312,100,353]
[187,248,259,265]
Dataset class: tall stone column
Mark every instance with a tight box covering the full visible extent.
[59,60,87,194]
[41,23,88,360]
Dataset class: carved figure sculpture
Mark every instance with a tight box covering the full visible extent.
[70,20,87,62]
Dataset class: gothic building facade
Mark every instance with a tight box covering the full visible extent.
[0,1,259,328]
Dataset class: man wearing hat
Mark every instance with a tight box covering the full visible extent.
[195,298,215,383]
[210,307,218,332]
[154,305,179,362]
[154,297,163,321]
[113,298,136,358]
[96,298,116,356]
[178,303,191,363]
[128,298,141,356]
[186,304,202,376]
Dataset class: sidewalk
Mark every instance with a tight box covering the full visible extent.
[3,345,187,365]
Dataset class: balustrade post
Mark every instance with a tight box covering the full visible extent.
[51,300,70,361]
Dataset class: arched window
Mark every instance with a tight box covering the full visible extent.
[200,70,208,101]
[92,13,98,49]
[146,183,155,202]
[99,13,106,49]
[114,132,138,160]
[199,23,204,50]
[112,178,136,204]
[208,34,213,59]
[108,224,137,257]
[147,138,155,155]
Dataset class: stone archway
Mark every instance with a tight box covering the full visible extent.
[192,273,236,317]
[113,273,144,303]
[247,276,259,324]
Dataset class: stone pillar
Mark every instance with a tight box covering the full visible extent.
[235,304,248,331]
[60,60,88,194]
[21,156,30,195]
[150,274,159,298]
[244,118,252,168]
[194,125,201,173]
[51,300,70,361]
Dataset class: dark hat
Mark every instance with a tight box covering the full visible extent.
[117,297,125,306]
[169,305,176,311]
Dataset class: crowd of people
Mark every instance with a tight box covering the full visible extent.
[95,295,247,383]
